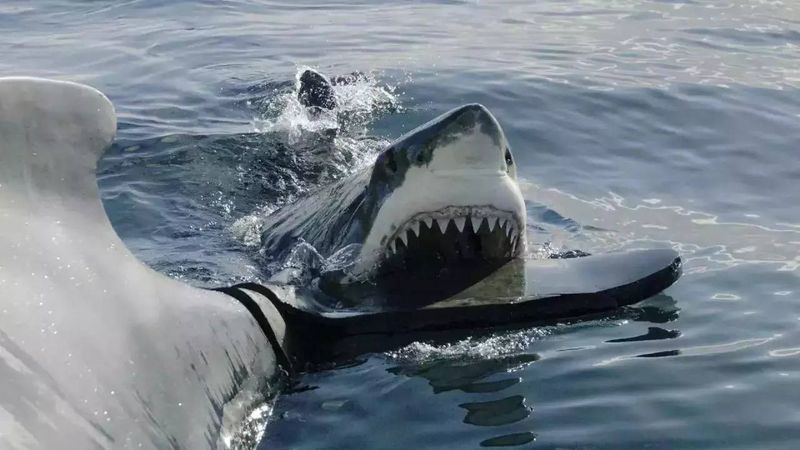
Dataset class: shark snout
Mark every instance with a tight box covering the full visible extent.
[441,103,503,136]
[426,103,510,174]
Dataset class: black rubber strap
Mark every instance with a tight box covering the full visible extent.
[227,283,290,314]
[213,285,295,377]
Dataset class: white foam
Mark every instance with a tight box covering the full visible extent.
[253,67,399,144]
[386,328,553,364]
[230,206,274,248]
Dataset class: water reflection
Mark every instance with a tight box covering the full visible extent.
[606,326,681,343]
[460,395,531,427]
[388,353,539,394]
[480,432,536,447]
[620,294,680,323]
[596,335,780,366]
[387,351,539,447]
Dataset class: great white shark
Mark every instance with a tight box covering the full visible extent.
[260,103,527,289]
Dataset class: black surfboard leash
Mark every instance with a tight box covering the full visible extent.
[212,284,296,377]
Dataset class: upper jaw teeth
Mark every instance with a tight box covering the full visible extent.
[382,207,523,258]
[453,217,466,233]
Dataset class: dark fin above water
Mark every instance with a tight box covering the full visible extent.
[298,69,337,110]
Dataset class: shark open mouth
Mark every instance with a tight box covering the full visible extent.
[269,101,530,293]
[378,206,524,275]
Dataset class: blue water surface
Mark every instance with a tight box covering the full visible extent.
[2,0,799,448]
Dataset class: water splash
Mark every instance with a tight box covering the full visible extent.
[323,243,362,273]
[253,67,400,144]
[255,96,338,144]
[386,328,553,365]
[230,68,399,274]
[224,398,277,450]
[230,205,275,248]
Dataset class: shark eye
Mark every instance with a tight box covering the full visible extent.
[504,149,513,166]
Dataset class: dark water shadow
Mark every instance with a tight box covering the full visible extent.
[461,395,532,427]
[388,353,539,395]
[606,326,681,343]
[388,351,539,447]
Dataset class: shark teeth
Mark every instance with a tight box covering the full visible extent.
[409,221,421,237]
[397,231,408,247]
[487,216,498,232]
[453,217,466,233]
[383,207,524,262]
[470,216,482,232]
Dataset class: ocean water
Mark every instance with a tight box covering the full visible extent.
[2,0,800,448]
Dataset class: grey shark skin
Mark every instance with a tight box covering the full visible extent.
[0,78,283,449]
[260,103,527,287]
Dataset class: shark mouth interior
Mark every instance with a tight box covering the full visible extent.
[318,206,525,307]
[378,206,523,277]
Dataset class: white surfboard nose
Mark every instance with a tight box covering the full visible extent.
[0,77,279,448]
[0,77,117,204]
[426,103,509,174]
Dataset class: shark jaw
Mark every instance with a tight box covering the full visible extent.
[379,205,524,277]
[383,206,523,258]
[350,174,527,281]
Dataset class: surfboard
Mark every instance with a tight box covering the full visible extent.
[225,248,681,364]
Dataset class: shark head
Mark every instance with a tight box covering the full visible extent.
[349,103,526,281]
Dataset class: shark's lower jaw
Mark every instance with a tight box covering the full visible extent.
[377,206,524,277]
